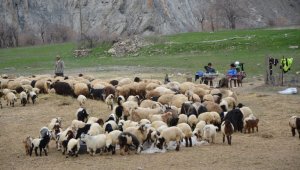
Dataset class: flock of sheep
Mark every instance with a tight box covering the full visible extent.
[0,73,299,158]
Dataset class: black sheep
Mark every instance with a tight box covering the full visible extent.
[109,80,119,86]
[75,124,91,139]
[223,109,244,132]
[76,108,89,122]
[198,105,208,115]
[90,87,105,101]
[49,81,74,96]
[181,102,197,117]
[105,124,113,133]
[118,132,141,155]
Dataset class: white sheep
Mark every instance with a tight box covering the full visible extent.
[130,106,165,122]
[5,92,17,107]
[118,120,139,131]
[48,117,63,130]
[139,119,151,126]
[20,91,28,106]
[151,120,167,130]
[80,133,107,156]
[198,112,219,124]
[87,123,104,136]
[71,120,86,130]
[77,94,87,106]
[74,82,90,97]
[156,126,185,151]
[104,120,118,132]
[66,138,80,158]
[178,114,188,124]
[203,124,218,143]
[140,99,157,108]
[170,94,188,108]
[124,124,149,144]
[105,94,114,110]
[240,107,254,119]
[192,120,206,140]
[87,117,99,124]
[177,123,193,147]
[187,115,198,130]
[106,130,122,154]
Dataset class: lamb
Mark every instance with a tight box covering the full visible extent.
[203,124,218,143]
[118,132,142,155]
[221,120,234,145]
[30,127,51,156]
[5,92,17,107]
[66,138,80,158]
[62,130,75,155]
[28,91,37,104]
[51,123,62,148]
[57,127,73,151]
[75,107,89,122]
[23,136,32,155]
[192,120,206,140]
[156,126,185,151]
[80,133,107,156]
[289,116,300,138]
[106,130,122,154]
[187,115,198,130]
[105,94,114,110]
[20,91,28,106]
[77,95,87,106]
[176,123,193,147]
[243,116,259,133]
[48,117,63,130]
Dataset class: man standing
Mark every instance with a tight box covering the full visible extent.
[203,62,216,86]
[55,55,64,77]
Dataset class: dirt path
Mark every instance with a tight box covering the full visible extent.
[0,74,300,170]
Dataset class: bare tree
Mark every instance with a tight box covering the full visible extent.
[38,20,47,43]
[216,0,246,29]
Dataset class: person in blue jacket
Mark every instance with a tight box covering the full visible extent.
[227,63,237,87]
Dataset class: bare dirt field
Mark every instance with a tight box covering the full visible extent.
[0,72,300,170]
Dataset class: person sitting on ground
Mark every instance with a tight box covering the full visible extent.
[203,63,216,86]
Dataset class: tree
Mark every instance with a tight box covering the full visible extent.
[38,20,47,44]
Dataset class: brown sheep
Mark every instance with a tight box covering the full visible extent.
[244,119,259,133]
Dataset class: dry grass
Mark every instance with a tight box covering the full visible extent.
[0,74,300,170]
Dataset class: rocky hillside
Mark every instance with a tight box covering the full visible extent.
[1,0,300,37]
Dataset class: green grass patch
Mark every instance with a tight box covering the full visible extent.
[0,28,299,76]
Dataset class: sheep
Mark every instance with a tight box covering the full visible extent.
[23,136,32,155]
[170,94,188,108]
[71,120,86,131]
[124,124,149,145]
[156,126,185,151]
[106,130,122,154]
[20,91,28,106]
[198,112,215,124]
[34,78,51,94]
[151,120,168,130]
[28,91,37,104]
[157,93,175,105]
[180,102,197,117]
[223,109,244,132]
[90,87,105,100]
[104,120,118,133]
[139,119,151,126]
[118,132,141,155]
[87,117,99,124]
[203,94,214,102]
[61,130,75,155]
[118,78,132,86]
[66,139,80,158]
[221,120,234,145]
[32,87,40,94]
[30,128,51,156]
[57,127,73,152]
[176,123,193,147]
[192,120,206,140]
[77,95,87,106]
[289,116,300,138]
[49,81,74,96]
[187,115,198,130]
[103,85,116,99]
[87,123,104,136]
[222,97,237,110]
[219,99,229,112]
[80,133,107,156]
[178,114,188,124]
[140,99,157,108]
[121,100,139,120]
[75,107,89,122]
[105,94,114,110]
[48,117,63,130]
[240,107,254,119]
[118,120,139,131]
[243,116,259,133]
[5,92,17,107]
[149,112,173,123]
[51,123,62,148]
[130,106,165,122]
[127,95,140,103]
[203,124,218,143]
[74,82,90,97]
[203,101,223,114]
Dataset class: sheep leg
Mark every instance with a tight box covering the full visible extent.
[297,129,300,139]
[223,134,225,143]
[43,148,48,156]
[175,141,180,151]
[291,128,296,136]
[189,137,192,147]
[34,147,38,156]
[227,135,231,145]
[185,137,188,147]
[256,126,258,132]
[39,147,42,156]
[29,145,33,156]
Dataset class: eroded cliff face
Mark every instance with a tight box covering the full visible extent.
[1,0,300,36]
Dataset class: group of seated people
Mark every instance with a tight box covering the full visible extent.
[195,61,246,88]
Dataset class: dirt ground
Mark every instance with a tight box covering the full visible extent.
[0,72,300,170]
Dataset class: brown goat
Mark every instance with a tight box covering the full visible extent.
[23,136,32,155]
[221,120,234,145]
[244,119,259,133]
